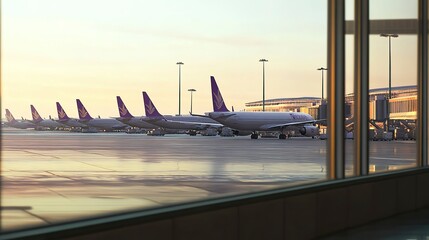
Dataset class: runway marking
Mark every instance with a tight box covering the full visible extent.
[76,150,106,156]
[72,160,117,171]
[46,171,76,181]
[22,150,61,159]
[46,188,69,199]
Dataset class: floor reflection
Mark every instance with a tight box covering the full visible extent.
[1,129,417,231]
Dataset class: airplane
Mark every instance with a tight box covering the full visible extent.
[56,102,88,128]
[4,109,36,129]
[142,91,223,133]
[30,105,66,129]
[193,76,320,139]
[76,99,130,131]
[116,96,159,129]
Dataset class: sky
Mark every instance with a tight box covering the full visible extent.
[2,0,418,119]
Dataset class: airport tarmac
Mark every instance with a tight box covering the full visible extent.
[1,128,417,231]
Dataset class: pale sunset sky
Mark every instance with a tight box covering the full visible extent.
[3,0,418,119]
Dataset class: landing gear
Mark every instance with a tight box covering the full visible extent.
[250,133,259,139]
[279,134,287,139]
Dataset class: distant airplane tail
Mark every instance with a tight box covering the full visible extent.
[56,102,70,121]
[5,109,17,123]
[116,96,134,119]
[210,76,229,112]
[142,92,164,119]
[30,105,43,123]
[76,99,93,120]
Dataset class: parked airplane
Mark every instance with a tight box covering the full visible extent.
[194,76,320,139]
[56,102,88,128]
[30,105,66,129]
[76,99,129,131]
[116,96,159,129]
[4,109,35,129]
[142,92,223,132]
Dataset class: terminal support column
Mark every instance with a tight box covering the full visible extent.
[418,0,428,167]
[354,0,369,176]
[327,0,345,179]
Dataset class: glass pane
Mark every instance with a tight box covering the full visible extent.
[345,0,355,177]
[368,0,418,173]
[2,0,328,232]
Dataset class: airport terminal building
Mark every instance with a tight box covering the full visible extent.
[244,85,417,121]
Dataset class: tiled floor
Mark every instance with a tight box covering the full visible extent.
[323,208,429,240]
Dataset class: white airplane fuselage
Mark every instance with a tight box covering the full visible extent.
[208,111,314,132]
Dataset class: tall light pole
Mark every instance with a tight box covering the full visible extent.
[317,67,328,104]
[188,89,196,114]
[259,59,268,111]
[176,62,184,116]
[380,33,398,131]
[380,33,398,100]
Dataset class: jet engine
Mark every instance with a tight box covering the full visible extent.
[299,126,319,137]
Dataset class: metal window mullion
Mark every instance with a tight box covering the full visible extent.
[354,0,369,176]
[327,0,345,179]
[0,0,2,232]
[418,0,428,167]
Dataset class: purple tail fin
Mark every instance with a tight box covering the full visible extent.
[56,102,70,121]
[210,76,229,112]
[142,92,164,118]
[76,99,93,120]
[116,96,134,119]
[5,109,16,123]
[30,105,43,123]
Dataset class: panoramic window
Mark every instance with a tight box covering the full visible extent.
[2,0,331,232]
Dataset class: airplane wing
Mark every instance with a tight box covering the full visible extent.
[164,119,223,129]
[142,116,165,122]
[55,119,68,123]
[214,113,236,119]
[260,119,324,131]
[112,124,130,130]
[115,117,131,122]
[190,113,211,118]
[190,112,236,119]
[23,119,35,124]
[144,117,223,130]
